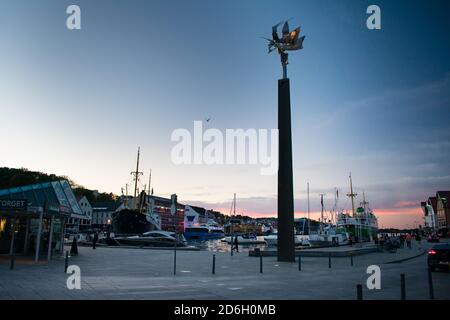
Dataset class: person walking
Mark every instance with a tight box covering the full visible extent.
[233,236,239,253]
[405,233,412,249]
[92,232,99,250]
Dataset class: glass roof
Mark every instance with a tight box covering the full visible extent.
[0,180,83,216]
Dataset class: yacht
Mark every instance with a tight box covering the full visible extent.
[114,230,187,247]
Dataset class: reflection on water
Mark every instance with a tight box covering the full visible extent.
[187,238,269,253]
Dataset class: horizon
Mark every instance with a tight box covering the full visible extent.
[1,0,450,229]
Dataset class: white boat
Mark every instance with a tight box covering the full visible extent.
[115,230,187,247]
[264,233,309,246]
[307,231,349,247]
[223,233,266,244]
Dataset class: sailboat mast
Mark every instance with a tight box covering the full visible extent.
[233,193,236,216]
[307,182,310,234]
[320,193,325,234]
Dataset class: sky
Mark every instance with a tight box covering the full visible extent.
[0,0,449,228]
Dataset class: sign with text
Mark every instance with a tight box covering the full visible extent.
[0,199,28,212]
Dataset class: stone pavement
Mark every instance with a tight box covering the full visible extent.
[0,241,448,300]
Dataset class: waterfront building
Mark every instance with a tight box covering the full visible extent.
[421,197,438,230]
[436,191,450,230]
[91,201,120,229]
[66,196,92,232]
[147,195,184,233]
[0,180,84,260]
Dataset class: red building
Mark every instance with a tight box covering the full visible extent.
[147,195,184,233]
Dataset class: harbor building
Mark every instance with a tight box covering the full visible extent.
[0,180,85,261]
[66,195,92,232]
[436,191,450,230]
[421,197,438,230]
[147,195,184,233]
[91,201,120,229]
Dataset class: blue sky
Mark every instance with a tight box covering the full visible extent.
[1,0,449,227]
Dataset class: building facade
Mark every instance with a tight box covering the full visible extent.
[421,197,438,230]
[91,201,119,229]
[436,191,450,229]
[0,180,85,260]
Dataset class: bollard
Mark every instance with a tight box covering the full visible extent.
[260,254,263,273]
[400,273,406,300]
[328,253,332,268]
[212,254,216,275]
[64,251,69,273]
[350,253,354,266]
[298,254,301,271]
[173,248,177,275]
[356,284,363,300]
[428,268,434,300]
[10,252,15,270]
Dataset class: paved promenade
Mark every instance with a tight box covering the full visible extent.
[0,241,448,300]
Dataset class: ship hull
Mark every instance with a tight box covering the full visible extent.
[112,209,158,236]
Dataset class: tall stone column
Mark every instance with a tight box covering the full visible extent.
[277,78,295,262]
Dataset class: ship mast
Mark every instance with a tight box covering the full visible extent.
[131,147,143,210]
[147,169,152,195]
[361,191,368,212]
[347,173,357,217]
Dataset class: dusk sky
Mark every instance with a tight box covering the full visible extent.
[1,0,449,228]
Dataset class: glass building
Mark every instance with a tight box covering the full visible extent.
[0,180,84,261]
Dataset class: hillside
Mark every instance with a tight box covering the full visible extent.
[0,167,117,202]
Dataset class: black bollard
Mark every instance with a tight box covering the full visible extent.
[298,254,301,271]
[212,254,216,275]
[428,268,434,300]
[173,248,177,275]
[260,254,263,273]
[328,253,332,268]
[356,284,363,300]
[400,273,406,300]
[350,253,354,266]
[64,251,69,273]
[10,251,15,270]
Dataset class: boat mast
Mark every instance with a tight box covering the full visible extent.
[319,193,325,234]
[233,193,236,216]
[347,172,357,217]
[131,147,143,210]
[361,191,368,212]
[147,169,152,195]
[307,182,310,235]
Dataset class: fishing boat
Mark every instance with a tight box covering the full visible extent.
[335,174,379,242]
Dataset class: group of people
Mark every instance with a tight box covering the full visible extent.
[376,232,422,251]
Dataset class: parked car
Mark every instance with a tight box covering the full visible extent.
[427,243,450,271]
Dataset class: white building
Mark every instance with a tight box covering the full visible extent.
[422,197,437,230]
[67,195,92,232]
